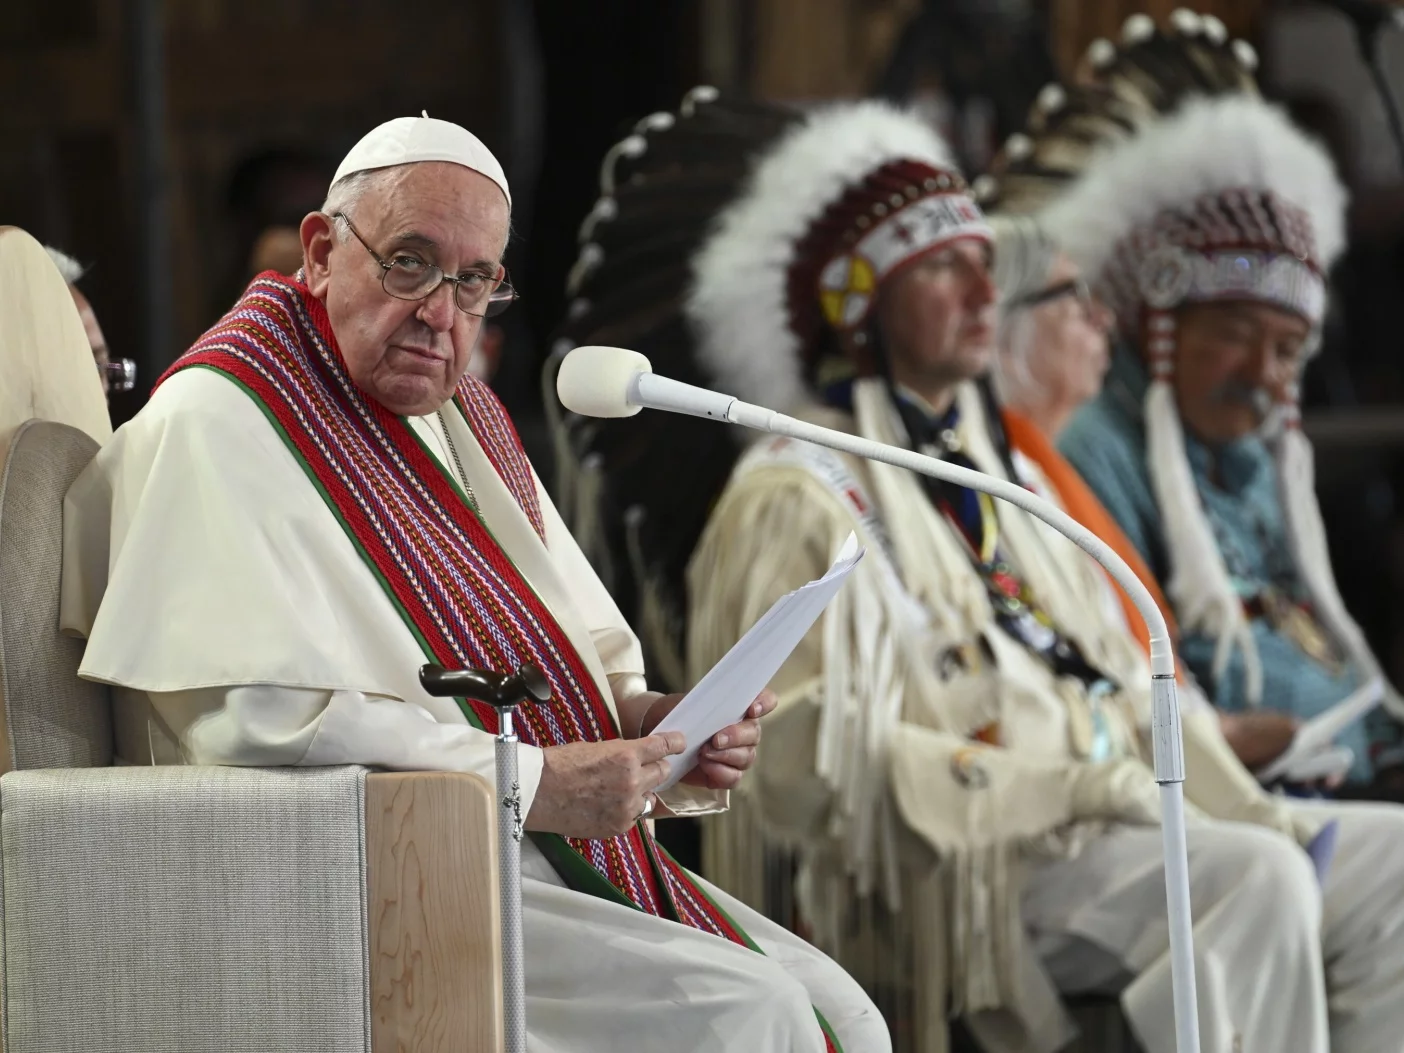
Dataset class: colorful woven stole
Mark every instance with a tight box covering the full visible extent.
[158,274,842,1051]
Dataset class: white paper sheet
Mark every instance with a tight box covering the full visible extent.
[1256,676,1384,784]
[651,533,865,791]
[1277,745,1355,785]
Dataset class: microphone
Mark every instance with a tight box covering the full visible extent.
[554,343,743,422]
[558,343,1202,1053]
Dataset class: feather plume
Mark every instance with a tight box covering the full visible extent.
[980,11,1262,217]
[550,90,807,685]
[1043,94,1347,281]
[687,100,958,411]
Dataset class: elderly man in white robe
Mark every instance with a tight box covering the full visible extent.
[58,115,887,1053]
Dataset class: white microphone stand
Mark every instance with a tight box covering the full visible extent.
[557,347,1202,1053]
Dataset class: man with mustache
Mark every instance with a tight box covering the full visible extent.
[1050,86,1404,796]
[58,114,883,1053]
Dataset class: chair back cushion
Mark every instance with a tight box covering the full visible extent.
[0,420,112,769]
[0,227,112,460]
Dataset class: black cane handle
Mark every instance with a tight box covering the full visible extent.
[419,662,552,710]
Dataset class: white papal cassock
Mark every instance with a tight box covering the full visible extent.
[58,360,889,1053]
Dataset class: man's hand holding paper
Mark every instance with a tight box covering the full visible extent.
[650,534,865,795]
[527,534,860,833]
[637,689,779,790]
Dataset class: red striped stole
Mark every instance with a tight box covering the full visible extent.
[156,273,753,940]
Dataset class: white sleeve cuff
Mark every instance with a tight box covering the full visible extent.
[169,684,546,817]
[658,783,729,817]
[608,672,649,710]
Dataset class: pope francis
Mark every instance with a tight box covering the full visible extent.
[57,116,887,1053]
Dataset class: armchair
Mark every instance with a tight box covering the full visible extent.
[0,226,504,1053]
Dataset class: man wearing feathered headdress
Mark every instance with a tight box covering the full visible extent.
[557,58,1404,1052]
[1040,21,1404,797]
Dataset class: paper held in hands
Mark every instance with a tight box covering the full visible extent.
[1256,676,1384,785]
[651,533,865,792]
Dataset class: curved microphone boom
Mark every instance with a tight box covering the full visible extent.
[558,343,1202,1053]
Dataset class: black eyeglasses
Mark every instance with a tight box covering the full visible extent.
[1006,277,1095,315]
[334,212,516,318]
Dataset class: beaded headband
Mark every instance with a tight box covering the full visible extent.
[807,162,991,332]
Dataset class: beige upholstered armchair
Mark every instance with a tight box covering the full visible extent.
[0,227,504,1053]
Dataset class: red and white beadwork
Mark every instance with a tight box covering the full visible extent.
[817,188,990,330]
[1100,189,1326,339]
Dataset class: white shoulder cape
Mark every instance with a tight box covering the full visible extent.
[60,367,644,730]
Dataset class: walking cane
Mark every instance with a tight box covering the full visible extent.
[420,661,552,1053]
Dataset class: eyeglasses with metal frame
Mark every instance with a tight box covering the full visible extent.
[334,211,516,318]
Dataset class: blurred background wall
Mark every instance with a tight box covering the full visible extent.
[4,0,1403,680]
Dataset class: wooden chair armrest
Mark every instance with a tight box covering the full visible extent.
[365,771,503,1053]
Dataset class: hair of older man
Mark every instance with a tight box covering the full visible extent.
[320,166,513,253]
[989,214,1059,408]
[44,245,86,286]
[321,170,384,241]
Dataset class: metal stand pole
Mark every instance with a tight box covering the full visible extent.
[495,707,527,1053]
[1151,676,1198,1052]
[419,662,550,1053]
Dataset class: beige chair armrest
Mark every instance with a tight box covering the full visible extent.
[365,771,502,1053]
[0,765,502,1053]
